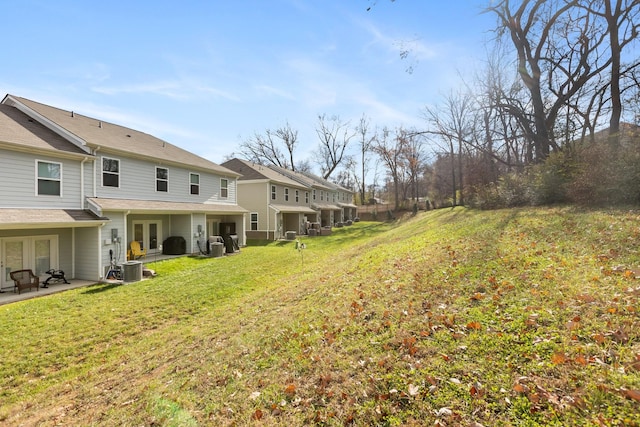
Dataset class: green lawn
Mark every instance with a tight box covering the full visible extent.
[1,207,639,426]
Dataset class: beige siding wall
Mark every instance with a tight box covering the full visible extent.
[270,183,310,208]
[237,182,271,233]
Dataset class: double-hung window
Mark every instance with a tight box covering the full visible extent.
[295,190,299,202]
[285,188,289,202]
[37,160,61,196]
[271,185,276,200]
[220,178,228,198]
[250,213,258,231]
[102,157,119,187]
[305,192,309,204]
[190,173,200,195]
[156,167,168,192]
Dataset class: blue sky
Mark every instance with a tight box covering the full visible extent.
[1,0,494,168]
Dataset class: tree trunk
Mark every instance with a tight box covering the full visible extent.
[606,0,622,146]
[449,138,457,207]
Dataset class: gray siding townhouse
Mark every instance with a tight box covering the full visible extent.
[0,94,246,287]
[268,165,343,228]
[298,171,357,224]
[221,158,317,240]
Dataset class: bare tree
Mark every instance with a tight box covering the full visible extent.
[487,0,580,161]
[403,131,425,206]
[354,114,376,205]
[373,127,410,210]
[579,0,640,146]
[315,114,356,179]
[487,0,640,157]
[472,43,532,171]
[238,122,299,169]
[423,90,476,206]
[295,159,313,173]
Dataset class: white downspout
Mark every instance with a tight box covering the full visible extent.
[72,227,76,279]
[93,146,101,197]
[97,222,105,280]
[80,157,88,207]
[266,181,271,240]
[123,210,130,262]
[76,157,88,280]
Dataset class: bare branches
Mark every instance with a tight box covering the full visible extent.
[315,114,356,180]
[238,122,299,170]
[354,114,376,205]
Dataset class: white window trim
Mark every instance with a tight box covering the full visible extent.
[284,187,289,202]
[156,166,169,193]
[250,212,259,231]
[101,156,120,188]
[190,172,200,195]
[271,185,276,200]
[220,178,229,198]
[35,159,62,197]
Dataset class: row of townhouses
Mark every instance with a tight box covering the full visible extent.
[0,95,356,288]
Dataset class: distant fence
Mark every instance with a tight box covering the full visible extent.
[356,203,392,214]
[356,201,431,221]
[356,203,395,221]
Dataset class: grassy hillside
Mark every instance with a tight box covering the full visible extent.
[1,207,639,426]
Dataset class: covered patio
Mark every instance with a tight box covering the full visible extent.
[0,279,98,306]
[0,251,195,306]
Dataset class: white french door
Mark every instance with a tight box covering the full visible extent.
[132,221,162,254]
[207,219,220,238]
[1,236,59,289]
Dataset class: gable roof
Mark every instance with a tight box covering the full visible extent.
[0,104,89,157]
[2,95,239,177]
[267,164,332,190]
[222,158,308,188]
[299,170,354,194]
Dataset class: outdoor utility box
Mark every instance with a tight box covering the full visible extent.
[207,235,224,257]
[122,261,142,282]
[209,242,224,258]
[286,231,296,240]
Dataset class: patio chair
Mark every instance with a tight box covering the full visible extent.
[129,241,147,260]
[9,269,40,294]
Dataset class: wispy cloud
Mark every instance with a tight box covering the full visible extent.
[92,79,241,102]
[75,101,202,140]
[356,17,441,65]
[254,84,296,100]
[42,62,112,84]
